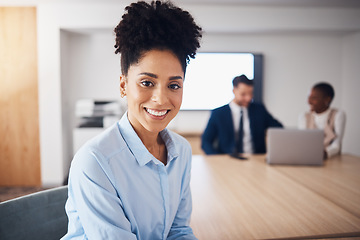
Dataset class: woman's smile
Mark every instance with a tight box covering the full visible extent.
[145,108,169,118]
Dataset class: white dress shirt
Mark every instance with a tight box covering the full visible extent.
[229,101,254,153]
[298,108,346,158]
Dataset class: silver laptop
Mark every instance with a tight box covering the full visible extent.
[266,128,324,166]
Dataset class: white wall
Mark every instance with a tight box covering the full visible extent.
[341,32,360,156]
[8,1,359,185]
[37,5,63,186]
[60,30,72,181]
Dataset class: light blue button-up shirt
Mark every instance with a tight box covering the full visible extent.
[62,114,197,240]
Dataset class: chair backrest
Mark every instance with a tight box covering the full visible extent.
[0,185,68,240]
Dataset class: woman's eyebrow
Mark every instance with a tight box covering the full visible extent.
[169,76,183,80]
[139,72,183,80]
[139,72,158,78]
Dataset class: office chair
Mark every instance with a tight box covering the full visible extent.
[0,185,68,240]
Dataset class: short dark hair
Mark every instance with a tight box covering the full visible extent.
[313,82,335,101]
[232,74,253,87]
[114,0,202,75]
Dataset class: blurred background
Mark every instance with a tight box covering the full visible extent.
[1,0,359,188]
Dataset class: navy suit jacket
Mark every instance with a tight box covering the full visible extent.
[201,102,283,154]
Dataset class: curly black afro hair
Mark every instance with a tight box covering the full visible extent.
[114,0,202,75]
[313,82,335,101]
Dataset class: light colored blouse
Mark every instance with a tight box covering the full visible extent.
[62,113,197,240]
[298,108,346,158]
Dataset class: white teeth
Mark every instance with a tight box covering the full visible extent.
[146,108,168,117]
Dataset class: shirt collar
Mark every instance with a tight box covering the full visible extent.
[159,129,179,163]
[117,112,179,167]
[229,101,247,114]
[229,100,239,110]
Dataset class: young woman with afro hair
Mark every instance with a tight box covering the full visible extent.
[62,1,202,239]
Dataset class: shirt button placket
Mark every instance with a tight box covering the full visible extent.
[158,164,170,239]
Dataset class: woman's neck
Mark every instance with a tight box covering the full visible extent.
[137,130,167,165]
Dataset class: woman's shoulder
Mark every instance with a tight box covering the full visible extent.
[332,108,346,120]
[69,123,131,190]
[74,123,128,163]
[332,108,345,114]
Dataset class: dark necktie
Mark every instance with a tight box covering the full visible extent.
[237,109,244,153]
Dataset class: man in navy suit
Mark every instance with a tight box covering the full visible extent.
[201,75,283,155]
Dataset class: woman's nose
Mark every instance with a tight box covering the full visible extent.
[151,87,167,105]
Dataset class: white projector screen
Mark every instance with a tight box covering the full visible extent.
[181,52,254,110]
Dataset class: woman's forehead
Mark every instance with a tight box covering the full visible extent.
[128,50,184,77]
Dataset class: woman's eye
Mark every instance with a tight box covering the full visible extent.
[169,83,181,90]
[141,80,154,87]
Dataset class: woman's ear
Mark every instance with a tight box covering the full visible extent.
[120,75,127,98]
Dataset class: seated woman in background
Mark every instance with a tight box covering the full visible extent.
[298,82,346,159]
[62,1,202,239]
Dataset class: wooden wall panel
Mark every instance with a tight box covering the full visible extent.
[0,7,41,186]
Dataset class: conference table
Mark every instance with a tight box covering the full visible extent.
[189,154,360,240]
